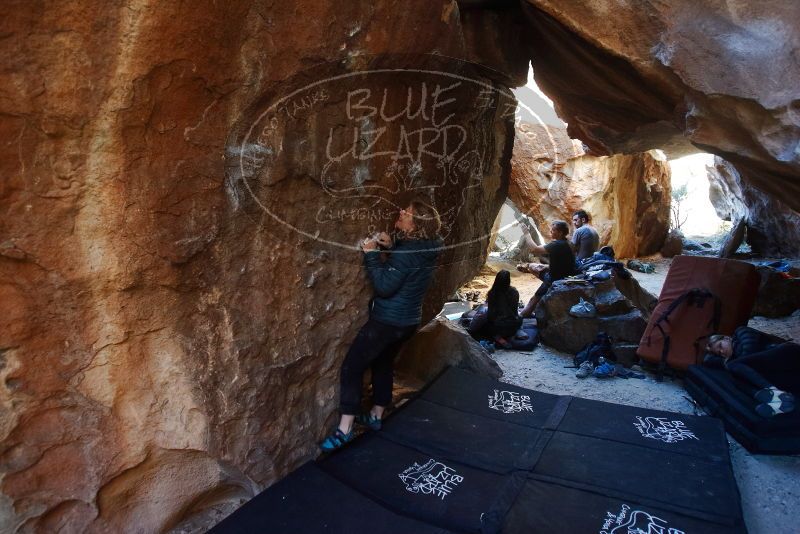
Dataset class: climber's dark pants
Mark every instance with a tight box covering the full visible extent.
[339,317,418,415]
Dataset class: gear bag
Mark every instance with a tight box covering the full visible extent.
[574,332,615,367]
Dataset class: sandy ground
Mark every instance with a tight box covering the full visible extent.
[460,256,799,534]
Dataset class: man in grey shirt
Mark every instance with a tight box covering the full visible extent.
[572,210,599,261]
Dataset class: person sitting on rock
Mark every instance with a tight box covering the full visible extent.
[516,220,576,318]
[571,209,600,262]
[705,326,799,418]
[485,270,524,349]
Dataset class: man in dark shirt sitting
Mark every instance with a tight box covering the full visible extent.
[517,220,576,318]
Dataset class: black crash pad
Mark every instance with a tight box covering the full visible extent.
[556,396,730,460]
[210,462,453,534]
[215,366,747,533]
[685,364,800,454]
[319,433,524,533]
[503,478,746,534]
[380,398,542,474]
[421,367,562,429]
[533,432,742,521]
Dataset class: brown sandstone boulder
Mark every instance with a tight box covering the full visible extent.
[718,218,747,259]
[536,276,646,355]
[660,230,684,258]
[3,1,798,531]
[535,282,597,354]
[394,318,502,387]
[0,2,522,532]
[752,267,800,318]
[598,310,648,348]
[593,281,634,317]
[521,1,800,213]
[612,344,641,367]
[708,157,800,257]
[612,275,659,321]
[510,123,671,258]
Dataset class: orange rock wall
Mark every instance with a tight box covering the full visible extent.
[510,123,671,258]
[1,1,797,531]
[0,2,520,531]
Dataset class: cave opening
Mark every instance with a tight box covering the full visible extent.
[666,153,727,244]
[489,64,703,263]
[486,59,772,264]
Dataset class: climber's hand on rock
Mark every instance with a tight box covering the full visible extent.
[376,232,393,248]
[362,238,378,251]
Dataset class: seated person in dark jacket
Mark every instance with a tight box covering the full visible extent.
[516,220,576,318]
[705,326,799,418]
[486,270,523,349]
[320,198,442,451]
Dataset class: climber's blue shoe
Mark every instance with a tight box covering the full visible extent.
[320,429,354,452]
[356,413,382,431]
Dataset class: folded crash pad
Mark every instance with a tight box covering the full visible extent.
[638,256,759,371]
[685,364,800,454]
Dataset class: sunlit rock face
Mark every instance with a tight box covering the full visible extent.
[0,2,522,531]
[708,157,800,257]
[509,123,671,258]
[521,0,800,212]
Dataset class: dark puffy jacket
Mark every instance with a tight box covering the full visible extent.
[730,326,779,360]
[364,238,441,327]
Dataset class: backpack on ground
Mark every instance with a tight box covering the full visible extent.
[574,332,616,367]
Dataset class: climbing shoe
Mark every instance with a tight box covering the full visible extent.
[755,397,796,419]
[356,413,382,431]
[479,340,496,353]
[592,361,616,378]
[320,429,354,452]
[569,297,597,318]
[576,361,594,379]
[754,386,795,406]
[626,259,655,274]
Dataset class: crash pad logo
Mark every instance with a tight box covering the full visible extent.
[398,458,464,500]
[488,390,533,414]
[227,54,555,258]
[633,416,698,444]
[600,504,685,534]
